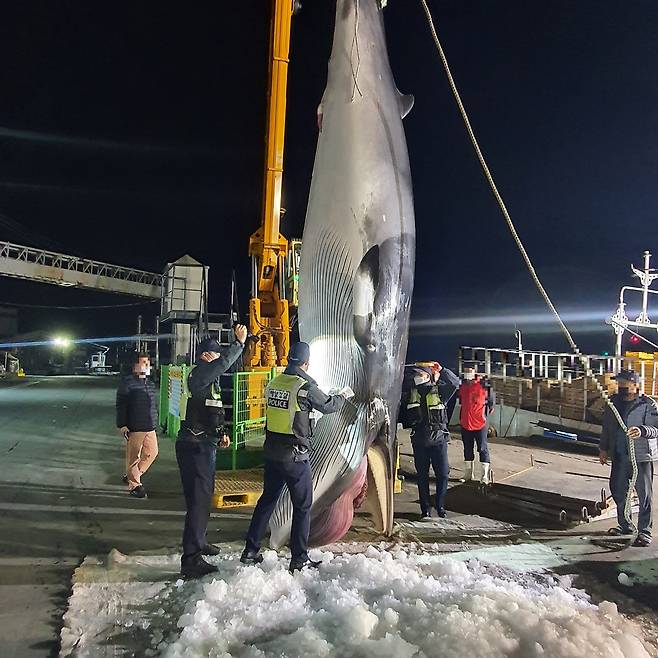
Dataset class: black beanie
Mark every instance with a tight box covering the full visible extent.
[288,341,310,364]
[196,337,222,360]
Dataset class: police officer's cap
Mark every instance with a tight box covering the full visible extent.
[288,342,310,364]
[196,337,222,359]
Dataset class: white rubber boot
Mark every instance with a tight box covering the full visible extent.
[481,462,491,485]
[460,461,474,482]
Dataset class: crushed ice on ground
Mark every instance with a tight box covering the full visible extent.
[159,546,650,658]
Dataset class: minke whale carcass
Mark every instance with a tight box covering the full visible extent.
[270,0,415,547]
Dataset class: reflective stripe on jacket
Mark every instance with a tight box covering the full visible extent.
[407,386,445,427]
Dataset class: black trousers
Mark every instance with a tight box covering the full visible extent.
[413,441,450,514]
[245,459,313,561]
[461,427,490,463]
[176,439,216,566]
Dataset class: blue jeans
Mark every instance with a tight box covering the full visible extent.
[245,459,313,561]
[610,456,653,536]
[413,441,449,514]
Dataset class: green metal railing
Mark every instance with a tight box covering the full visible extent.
[221,369,276,470]
[160,365,277,470]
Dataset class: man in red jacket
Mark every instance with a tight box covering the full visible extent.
[458,366,495,484]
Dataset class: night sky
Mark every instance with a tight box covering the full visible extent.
[1,1,657,366]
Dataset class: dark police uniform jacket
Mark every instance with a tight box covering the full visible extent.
[264,365,345,462]
[179,339,244,447]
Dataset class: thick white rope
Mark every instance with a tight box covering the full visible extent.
[419,0,638,530]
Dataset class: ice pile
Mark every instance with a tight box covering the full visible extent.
[162,546,650,658]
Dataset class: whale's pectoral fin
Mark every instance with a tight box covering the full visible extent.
[398,92,414,119]
[353,245,379,352]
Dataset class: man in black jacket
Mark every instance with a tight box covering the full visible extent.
[116,353,158,499]
[176,324,247,579]
[599,369,658,547]
[402,361,460,519]
[241,341,349,572]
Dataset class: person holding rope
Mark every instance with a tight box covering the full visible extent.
[599,370,658,547]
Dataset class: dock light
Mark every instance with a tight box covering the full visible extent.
[630,335,641,345]
[52,337,72,348]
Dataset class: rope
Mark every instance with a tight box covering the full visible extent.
[418,0,638,530]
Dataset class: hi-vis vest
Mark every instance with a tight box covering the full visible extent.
[185,378,223,432]
[407,386,445,428]
[265,374,307,435]
[207,382,222,403]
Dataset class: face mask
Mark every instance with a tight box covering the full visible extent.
[463,372,475,381]
[618,386,634,398]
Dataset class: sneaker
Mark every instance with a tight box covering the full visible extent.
[289,558,321,573]
[240,549,264,565]
[122,475,128,485]
[202,544,221,556]
[632,534,652,548]
[419,511,432,521]
[129,485,147,499]
[181,557,218,579]
[436,508,446,518]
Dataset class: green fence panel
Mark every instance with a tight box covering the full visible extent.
[162,364,274,468]
[217,369,275,470]
[159,365,169,428]
[160,363,190,439]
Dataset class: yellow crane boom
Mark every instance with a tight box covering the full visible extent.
[248,0,299,369]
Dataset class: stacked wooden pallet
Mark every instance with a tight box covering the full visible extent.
[490,373,616,424]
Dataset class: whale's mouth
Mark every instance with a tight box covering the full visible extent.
[306,428,395,548]
[364,438,395,535]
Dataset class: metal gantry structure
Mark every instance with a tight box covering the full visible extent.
[0,242,214,364]
[0,240,163,299]
[608,250,658,360]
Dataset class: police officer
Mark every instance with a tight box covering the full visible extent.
[402,361,459,519]
[176,324,247,579]
[241,341,349,572]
